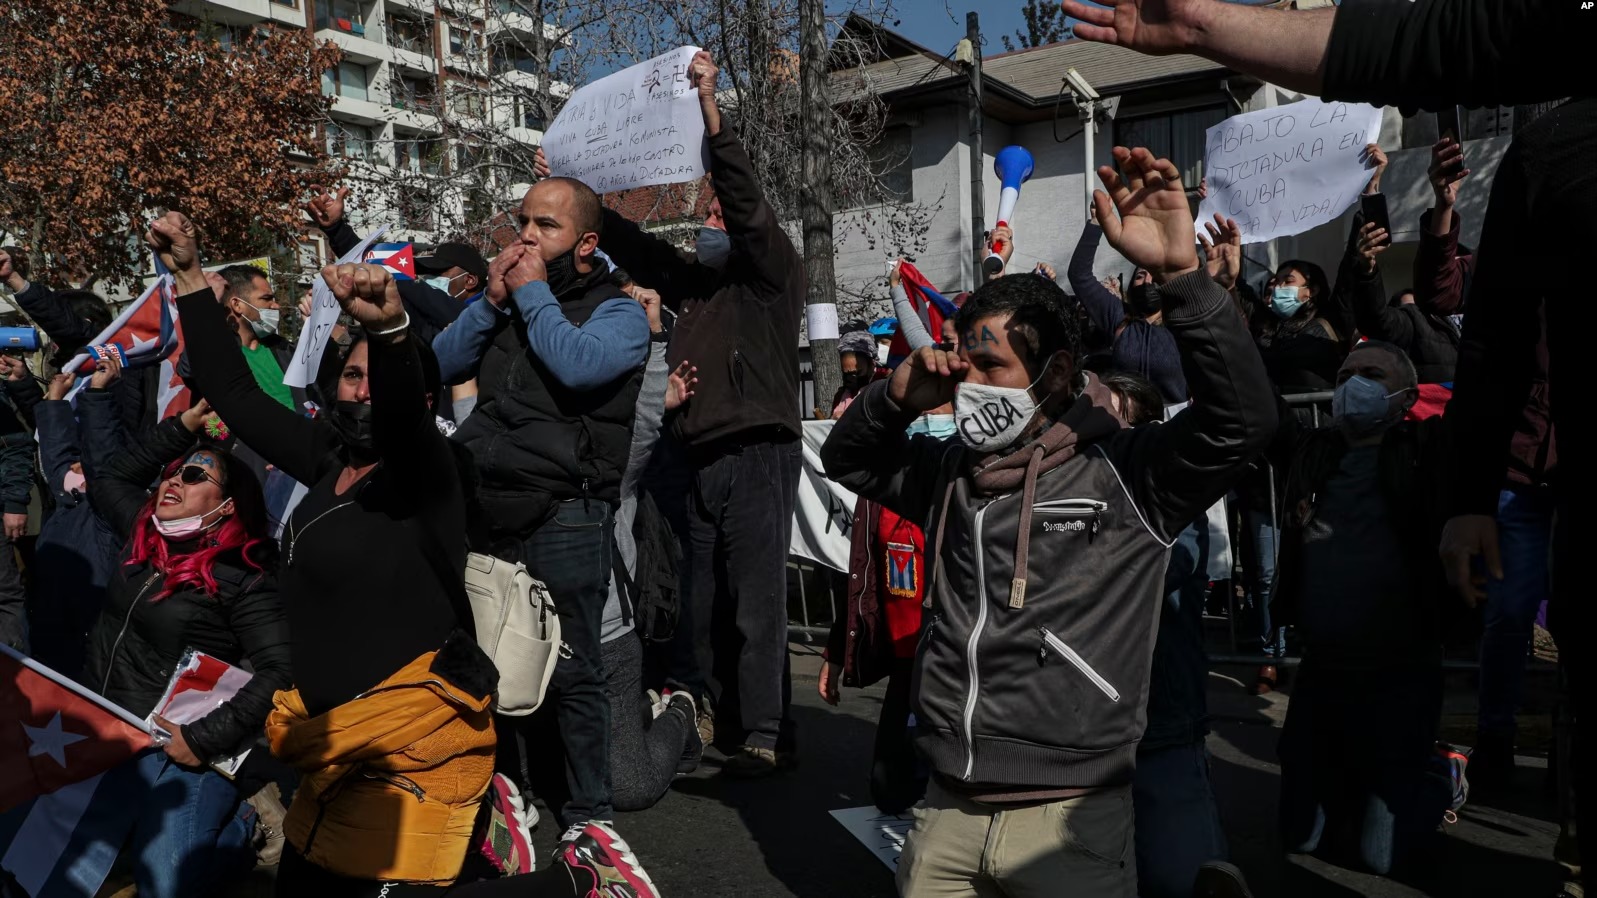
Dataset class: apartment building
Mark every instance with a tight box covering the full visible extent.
[169,0,561,274]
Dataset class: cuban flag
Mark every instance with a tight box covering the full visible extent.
[0,645,153,898]
[889,261,960,366]
[885,542,919,598]
[365,242,416,280]
[62,254,190,419]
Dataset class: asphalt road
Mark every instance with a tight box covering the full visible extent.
[523,646,1568,897]
[214,644,1566,897]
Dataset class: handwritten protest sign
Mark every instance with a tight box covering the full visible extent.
[1197,98,1383,244]
[283,225,386,389]
[542,46,708,194]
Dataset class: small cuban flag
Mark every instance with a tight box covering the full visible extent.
[364,243,416,280]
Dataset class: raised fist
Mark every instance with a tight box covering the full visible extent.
[321,263,406,336]
[304,185,351,229]
[145,211,202,275]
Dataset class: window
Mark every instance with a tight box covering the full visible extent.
[326,121,375,160]
[389,15,435,56]
[1114,106,1227,188]
[869,126,913,202]
[335,61,370,101]
[456,142,484,173]
[450,86,485,119]
[400,190,436,232]
[449,26,469,56]
[513,97,546,131]
[391,75,437,112]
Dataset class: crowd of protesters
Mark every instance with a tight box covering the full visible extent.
[0,0,1587,892]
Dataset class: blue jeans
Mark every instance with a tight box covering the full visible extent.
[1277,660,1447,875]
[1144,522,1212,750]
[114,749,254,897]
[1478,486,1554,737]
[512,498,615,825]
[1244,508,1286,658]
[1133,742,1228,898]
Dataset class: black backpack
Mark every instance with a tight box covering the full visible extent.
[615,486,682,643]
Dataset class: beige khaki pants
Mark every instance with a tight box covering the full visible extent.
[896,779,1136,897]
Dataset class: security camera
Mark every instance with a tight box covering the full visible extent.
[1065,68,1099,101]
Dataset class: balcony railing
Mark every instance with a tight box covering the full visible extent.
[389,30,435,57]
[315,14,384,43]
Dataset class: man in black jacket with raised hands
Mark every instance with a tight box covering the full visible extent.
[823,147,1275,896]
[588,50,807,778]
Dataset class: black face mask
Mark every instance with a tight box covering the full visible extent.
[840,371,870,392]
[329,400,376,458]
[544,249,582,297]
[1126,283,1162,317]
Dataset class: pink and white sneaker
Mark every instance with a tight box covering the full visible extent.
[479,772,537,874]
[559,821,661,898]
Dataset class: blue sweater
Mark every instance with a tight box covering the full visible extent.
[433,279,649,390]
[1067,223,1189,405]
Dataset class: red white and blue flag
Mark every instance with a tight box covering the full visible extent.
[0,644,153,898]
[365,242,416,280]
[63,254,191,419]
[889,261,960,365]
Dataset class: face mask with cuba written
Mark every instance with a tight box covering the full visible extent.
[952,354,1056,453]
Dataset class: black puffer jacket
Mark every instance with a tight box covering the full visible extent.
[80,393,290,762]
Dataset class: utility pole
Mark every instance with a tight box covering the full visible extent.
[799,0,840,417]
[964,12,986,289]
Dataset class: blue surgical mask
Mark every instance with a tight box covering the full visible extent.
[907,414,957,440]
[423,273,462,297]
[1270,286,1304,319]
[1332,375,1407,437]
[696,226,732,271]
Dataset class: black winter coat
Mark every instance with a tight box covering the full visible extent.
[80,400,290,763]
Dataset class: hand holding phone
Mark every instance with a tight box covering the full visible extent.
[1360,193,1391,247]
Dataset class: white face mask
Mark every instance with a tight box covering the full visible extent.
[953,355,1055,453]
[246,307,280,338]
[151,501,230,540]
[876,343,890,365]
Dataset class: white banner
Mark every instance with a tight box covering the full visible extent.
[791,420,857,572]
[283,225,386,388]
[543,46,708,195]
[1197,97,1383,244]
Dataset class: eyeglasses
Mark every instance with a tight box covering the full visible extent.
[174,464,223,489]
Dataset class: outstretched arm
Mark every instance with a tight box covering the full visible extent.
[1066,221,1128,339]
[1064,0,1577,109]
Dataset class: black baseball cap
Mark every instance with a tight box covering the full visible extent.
[414,242,488,282]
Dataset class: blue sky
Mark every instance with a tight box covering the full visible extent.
[861,0,1069,57]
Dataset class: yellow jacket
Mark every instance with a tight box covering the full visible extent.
[267,640,497,883]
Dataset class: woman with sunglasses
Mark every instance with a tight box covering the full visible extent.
[76,353,289,898]
[157,211,659,898]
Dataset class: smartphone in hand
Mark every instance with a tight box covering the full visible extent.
[1436,105,1463,142]
[1361,192,1391,245]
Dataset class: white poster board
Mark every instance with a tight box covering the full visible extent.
[1197,98,1383,244]
[283,225,386,388]
[830,806,914,871]
[542,46,708,194]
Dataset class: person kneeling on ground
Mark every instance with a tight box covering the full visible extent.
[822,147,1275,897]
[157,209,658,898]
[80,356,287,898]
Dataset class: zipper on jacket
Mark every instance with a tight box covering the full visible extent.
[1032,498,1108,541]
[1038,626,1121,702]
[101,572,160,695]
[365,770,428,802]
[960,500,997,781]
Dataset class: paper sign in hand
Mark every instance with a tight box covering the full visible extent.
[1196,97,1383,245]
[542,46,709,195]
[283,225,387,389]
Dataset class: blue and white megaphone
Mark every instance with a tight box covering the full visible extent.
[985,145,1035,276]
